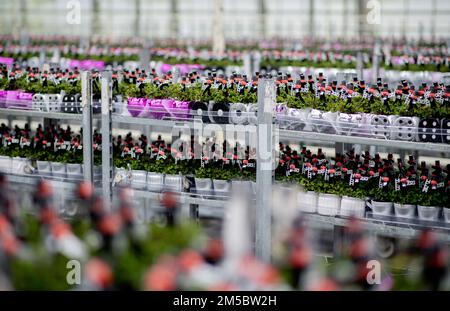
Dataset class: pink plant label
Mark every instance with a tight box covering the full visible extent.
[0,57,14,66]
[69,59,105,70]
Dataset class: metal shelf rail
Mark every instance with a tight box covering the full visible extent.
[6,105,448,154]
[280,130,450,153]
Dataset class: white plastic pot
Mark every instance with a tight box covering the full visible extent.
[297,191,318,213]
[51,162,67,178]
[130,170,147,189]
[147,173,164,192]
[11,157,33,175]
[369,114,391,139]
[390,116,419,141]
[417,205,442,222]
[394,203,416,219]
[0,156,11,174]
[164,174,183,192]
[194,178,213,192]
[442,208,450,223]
[340,196,366,218]
[336,113,363,136]
[66,163,83,178]
[213,179,230,193]
[368,201,393,216]
[37,161,52,177]
[317,193,341,216]
[309,110,338,134]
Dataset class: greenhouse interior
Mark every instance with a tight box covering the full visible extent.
[0,0,449,294]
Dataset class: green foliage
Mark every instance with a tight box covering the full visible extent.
[111,222,201,290]
[11,253,73,290]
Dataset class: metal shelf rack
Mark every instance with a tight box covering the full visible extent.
[1,72,449,261]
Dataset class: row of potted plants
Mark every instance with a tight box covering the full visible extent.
[260,49,449,73]
[2,66,449,120]
[1,68,449,146]
[1,37,448,72]
[3,34,447,50]
[275,143,449,222]
[123,70,450,121]
[0,70,448,146]
[0,123,448,222]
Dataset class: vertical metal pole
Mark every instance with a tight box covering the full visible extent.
[101,72,113,210]
[81,71,94,184]
[372,39,381,83]
[19,0,28,46]
[255,78,275,262]
[431,0,437,39]
[170,0,178,39]
[189,204,199,223]
[172,66,180,84]
[39,46,46,67]
[91,0,100,37]
[356,52,364,81]
[140,39,151,73]
[343,0,348,37]
[253,51,261,74]
[212,0,225,54]
[258,0,266,39]
[308,0,314,38]
[402,0,409,38]
[357,0,369,40]
[243,52,252,80]
[134,0,141,38]
[7,116,13,129]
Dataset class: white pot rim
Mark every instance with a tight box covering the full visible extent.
[298,191,318,196]
[394,203,416,208]
[417,205,441,209]
[213,179,229,182]
[342,196,364,201]
[319,193,340,198]
[305,191,318,195]
[132,170,147,174]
